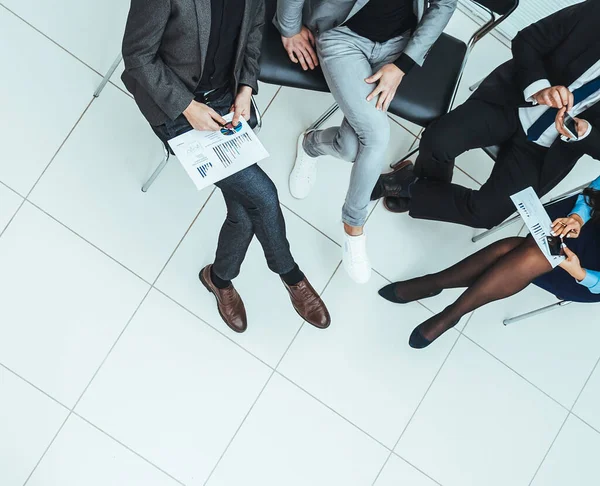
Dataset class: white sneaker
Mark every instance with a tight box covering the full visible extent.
[289,131,318,199]
[342,231,372,284]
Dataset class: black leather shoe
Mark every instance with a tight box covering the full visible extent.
[370,160,414,201]
[383,196,411,213]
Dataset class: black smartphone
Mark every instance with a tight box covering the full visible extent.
[563,113,579,140]
[547,235,564,256]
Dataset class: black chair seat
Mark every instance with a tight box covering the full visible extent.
[259,2,467,127]
[482,144,500,161]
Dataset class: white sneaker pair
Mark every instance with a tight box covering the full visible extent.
[289,131,372,284]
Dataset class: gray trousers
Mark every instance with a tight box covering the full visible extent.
[304,26,409,227]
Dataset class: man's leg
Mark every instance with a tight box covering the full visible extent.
[415,99,520,183]
[309,26,396,228]
[410,135,548,228]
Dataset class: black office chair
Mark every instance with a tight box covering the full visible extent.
[259,0,519,166]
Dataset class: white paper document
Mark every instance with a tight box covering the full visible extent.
[510,187,564,267]
[168,113,269,191]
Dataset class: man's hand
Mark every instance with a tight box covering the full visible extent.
[281,26,318,71]
[365,64,405,111]
[551,214,583,238]
[533,85,574,109]
[559,245,587,281]
[183,100,227,131]
[555,107,589,139]
[231,86,253,126]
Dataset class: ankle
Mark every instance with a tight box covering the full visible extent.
[210,266,232,289]
[344,223,364,236]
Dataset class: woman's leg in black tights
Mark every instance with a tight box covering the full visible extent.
[410,236,553,348]
[387,237,525,302]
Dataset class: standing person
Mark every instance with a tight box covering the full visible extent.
[374,0,600,229]
[379,176,600,349]
[276,0,457,283]
[122,0,330,333]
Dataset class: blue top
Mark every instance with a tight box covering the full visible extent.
[570,176,600,294]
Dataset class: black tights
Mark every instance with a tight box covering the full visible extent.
[395,236,553,343]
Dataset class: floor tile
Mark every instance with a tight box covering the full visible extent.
[0,366,69,486]
[396,336,567,486]
[206,373,388,486]
[374,454,437,486]
[76,290,271,485]
[279,268,458,448]
[28,415,180,486]
[0,203,148,406]
[531,414,600,486]
[574,360,600,432]
[155,193,340,367]
[0,7,100,194]
[464,284,600,408]
[2,0,129,76]
[0,183,23,233]
[259,86,417,244]
[367,169,521,316]
[29,83,210,282]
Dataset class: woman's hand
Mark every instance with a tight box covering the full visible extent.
[231,86,253,126]
[559,245,587,281]
[551,214,583,238]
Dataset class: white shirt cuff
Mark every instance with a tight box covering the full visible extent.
[561,120,592,143]
[524,79,552,104]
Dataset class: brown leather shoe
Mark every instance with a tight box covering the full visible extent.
[199,265,247,333]
[282,277,331,329]
[383,196,411,213]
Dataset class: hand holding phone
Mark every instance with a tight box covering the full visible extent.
[562,113,579,140]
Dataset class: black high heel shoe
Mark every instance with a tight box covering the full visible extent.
[409,317,460,349]
[378,283,442,304]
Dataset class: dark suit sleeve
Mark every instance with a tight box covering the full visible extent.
[511,2,586,95]
[239,0,266,95]
[122,0,194,120]
[573,126,600,161]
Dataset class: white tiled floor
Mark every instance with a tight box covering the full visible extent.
[1,4,599,486]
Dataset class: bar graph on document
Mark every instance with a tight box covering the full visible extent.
[168,113,269,191]
[213,133,253,168]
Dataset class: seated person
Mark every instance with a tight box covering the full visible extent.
[372,0,600,229]
[121,0,330,333]
[379,176,600,349]
[275,0,457,283]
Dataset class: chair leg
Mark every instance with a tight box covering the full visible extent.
[307,103,340,131]
[471,213,523,243]
[503,300,571,326]
[251,96,263,134]
[390,146,420,169]
[142,145,171,193]
[94,54,123,98]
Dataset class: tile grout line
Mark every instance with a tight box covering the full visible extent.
[0,3,117,89]
[72,412,187,486]
[527,351,600,486]
[0,179,26,199]
[370,330,463,486]
[202,260,342,485]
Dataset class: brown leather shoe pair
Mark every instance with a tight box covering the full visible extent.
[199,265,331,333]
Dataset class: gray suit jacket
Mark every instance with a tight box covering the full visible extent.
[122,0,265,126]
[275,0,457,68]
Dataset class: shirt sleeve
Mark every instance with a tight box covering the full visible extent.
[523,79,552,104]
[569,176,600,224]
[577,270,600,294]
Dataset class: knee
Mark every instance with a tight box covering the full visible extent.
[225,209,253,233]
[248,179,280,213]
[334,134,359,162]
[355,118,390,148]
[420,123,451,162]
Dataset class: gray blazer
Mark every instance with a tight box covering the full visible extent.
[122,0,265,126]
[275,0,457,68]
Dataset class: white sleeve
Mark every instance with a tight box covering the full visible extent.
[524,79,552,104]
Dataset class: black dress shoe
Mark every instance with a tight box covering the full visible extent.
[370,160,414,201]
[383,197,411,213]
[378,283,442,304]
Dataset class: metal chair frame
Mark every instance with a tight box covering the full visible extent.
[94,53,263,192]
[503,300,571,325]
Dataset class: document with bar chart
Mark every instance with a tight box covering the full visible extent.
[168,113,269,191]
[511,187,565,267]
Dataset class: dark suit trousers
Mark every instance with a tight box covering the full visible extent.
[409,99,549,229]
